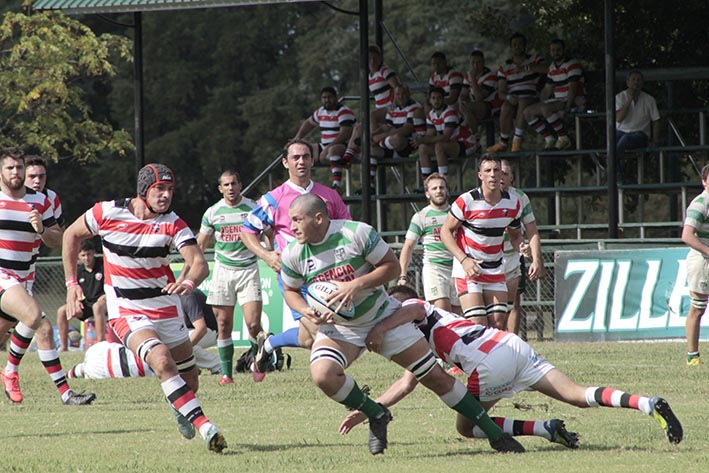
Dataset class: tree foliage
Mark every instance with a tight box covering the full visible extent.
[0,7,133,162]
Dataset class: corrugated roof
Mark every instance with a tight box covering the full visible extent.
[33,0,315,14]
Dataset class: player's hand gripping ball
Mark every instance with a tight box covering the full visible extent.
[305,281,355,323]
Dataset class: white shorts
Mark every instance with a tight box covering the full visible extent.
[109,314,189,349]
[423,264,460,306]
[314,307,423,360]
[686,250,709,295]
[454,277,508,295]
[206,262,262,306]
[465,334,555,401]
[503,253,522,281]
[0,271,33,322]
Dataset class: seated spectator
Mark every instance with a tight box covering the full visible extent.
[294,86,355,191]
[429,51,464,108]
[181,290,221,375]
[342,45,401,189]
[487,32,547,153]
[412,87,477,184]
[460,49,503,142]
[56,239,107,352]
[615,69,660,155]
[523,39,586,151]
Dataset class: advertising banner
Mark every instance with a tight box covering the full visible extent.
[554,247,709,341]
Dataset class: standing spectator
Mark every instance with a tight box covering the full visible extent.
[280,193,524,455]
[428,51,464,107]
[62,163,226,452]
[241,140,351,371]
[681,164,709,366]
[0,147,95,406]
[523,39,586,150]
[487,33,546,153]
[197,169,266,384]
[499,160,545,336]
[342,44,402,178]
[56,239,107,351]
[24,155,66,228]
[398,173,460,313]
[615,69,661,155]
[460,49,503,141]
[412,87,477,184]
[294,87,355,191]
[439,155,523,329]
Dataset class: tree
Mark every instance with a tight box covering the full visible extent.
[0,7,134,162]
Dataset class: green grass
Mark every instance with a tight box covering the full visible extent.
[1,341,707,472]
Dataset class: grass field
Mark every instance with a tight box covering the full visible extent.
[1,340,706,473]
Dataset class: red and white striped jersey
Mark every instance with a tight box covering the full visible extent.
[403,299,513,369]
[498,54,543,97]
[45,188,65,227]
[84,199,197,321]
[547,58,585,101]
[426,106,477,150]
[0,189,55,283]
[385,100,425,136]
[449,188,521,283]
[312,105,356,146]
[428,68,464,97]
[369,65,397,110]
[462,67,504,112]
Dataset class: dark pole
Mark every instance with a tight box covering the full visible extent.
[374,0,383,51]
[604,0,618,238]
[133,12,145,176]
[359,0,371,223]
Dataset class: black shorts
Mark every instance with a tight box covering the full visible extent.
[76,301,97,322]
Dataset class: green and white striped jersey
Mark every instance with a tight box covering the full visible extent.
[685,190,709,249]
[281,220,394,325]
[200,197,258,268]
[404,205,453,267]
[502,186,535,255]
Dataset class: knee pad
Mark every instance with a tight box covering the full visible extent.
[310,346,348,370]
[691,297,708,310]
[405,351,438,381]
[175,354,196,373]
[136,337,162,364]
[486,303,508,317]
[463,306,486,320]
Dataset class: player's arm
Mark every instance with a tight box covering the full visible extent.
[682,223,709,257]
[166,243,209,295]
[365,303,425,353]
[189,317,208,346]
[523,220,546,280]
[539,82,554,101]
[339,370,419,435]
[242,231,281,272]
[397,237,417,285]
[196,231,212,252]
[283,282,329,324]
[440,213,482,278]
[62,215,95,318]
[294,117,317,140]
[329,249,399,309]
[29,206,62,248]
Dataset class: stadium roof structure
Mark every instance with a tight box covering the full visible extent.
[33,0,316,14]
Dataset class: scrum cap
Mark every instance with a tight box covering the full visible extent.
[137,163,175,200]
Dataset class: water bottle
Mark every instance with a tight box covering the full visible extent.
[84,319,97,350]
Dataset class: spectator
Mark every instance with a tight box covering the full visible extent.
[460,49,503,142]
[487,33,546,153]
[428,51,464,107]
[56,239,107,352]
[412,87,477,184]
[398,173,460,313]
[0,147,95,406]
[179,291,221,375]
[523,39,586,151]
[294,87,355,191]
[197,169,266,384]
[615,69,661,155]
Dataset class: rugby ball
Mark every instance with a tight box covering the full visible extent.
[305,281,355,321]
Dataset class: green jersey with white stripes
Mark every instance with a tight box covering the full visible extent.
[281,220,393,325]
[404,205,453,267]
[685,189,709,248]
[200,197,258,268]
